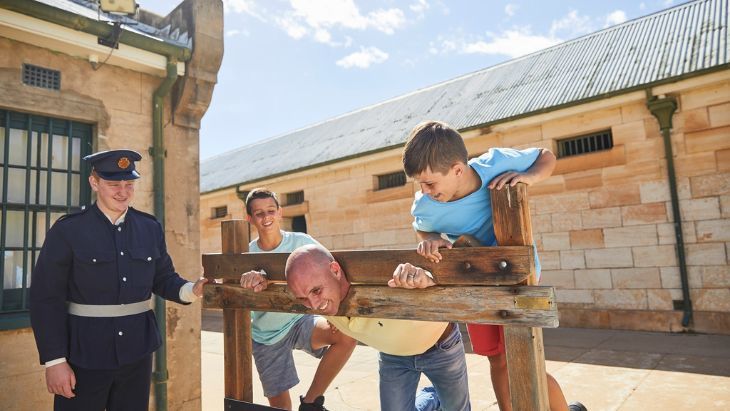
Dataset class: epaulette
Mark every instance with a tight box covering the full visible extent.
[129,207,161,222]
[55,205,89,223]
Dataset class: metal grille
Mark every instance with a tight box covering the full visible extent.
[286,191,304,206]
[557,130,613,158]
[22,64,61,91]
[0,109,92,328]
[212,206,228,219]
[377,171,406,190]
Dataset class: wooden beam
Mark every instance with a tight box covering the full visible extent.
[220,220,253,402]
[202,246,534,285]
[203,283,558,328]
[492,184,550,411]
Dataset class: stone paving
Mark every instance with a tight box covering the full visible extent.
[201,321,730,411]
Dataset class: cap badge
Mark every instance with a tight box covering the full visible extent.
[118,157,130,169]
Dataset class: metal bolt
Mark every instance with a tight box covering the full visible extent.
[464,262,472,270]
[498,260,508,270]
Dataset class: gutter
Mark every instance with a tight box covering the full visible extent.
[646,92,693,328]
[0,1,193,410]
[0,0,191,61]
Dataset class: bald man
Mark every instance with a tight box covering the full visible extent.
[285,244,470,411]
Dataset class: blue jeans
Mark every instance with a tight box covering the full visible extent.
[378,324,470,411]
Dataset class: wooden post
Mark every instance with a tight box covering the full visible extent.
[221,220,253,402]
[491,184,550,411]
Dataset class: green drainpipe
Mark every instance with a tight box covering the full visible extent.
[646,94,693,328]
[151,59,179,411]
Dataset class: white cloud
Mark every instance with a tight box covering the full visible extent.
[663,0,674,6]
[288,0,405,34]
[639,2,646,11]
[604,10,627,27]
[336,46,389,69]
[410,0,430,15]
[275,14,309,39]
[550,10,594,38]
[226,29,243,37]
[462,28,560,58]
[505,3,518,17]
[223,0,266,21]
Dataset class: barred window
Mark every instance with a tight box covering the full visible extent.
[285,190,304,206]
[376,171,406,190]
[212,205,228,219]
[0,110,92,329]
[557,130,613,158]
[22,64,61,91]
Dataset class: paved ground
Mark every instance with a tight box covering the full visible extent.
[201,312,730,410]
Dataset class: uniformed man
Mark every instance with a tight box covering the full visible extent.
[30,149,207,411]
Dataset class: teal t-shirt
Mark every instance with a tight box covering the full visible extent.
[411,147,542,277]
[249,231,320,345]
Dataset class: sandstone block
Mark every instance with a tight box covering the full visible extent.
[625,138,665,165]
[554,146,626,175]
[632,245,678,267]
[539,251,561,270]
[686,266,705,288]
[696,219,730,242]
[551,212,582,231]
[555,289,594,304]
[686,243,727,266]
[542,107,622,140]
[689,172,730,198]
[604,225,658,247]
[718,149,730,172]
[533,191,590,215]
[685,125,730,154]
[574,269,612,289]
[639,180,670,203]
[674,152,718,177]
[569,229,605,249]
[621,101,651,123]
[657,221,697,244]
[621,203,668,226]
[722,195,730,218]
[690,288,730,312]
[708,102,730,127]
[500,125,542,146]
[612,120,647,145]
[602,160,664,186]
[531,213,553,233]
[647,289,676,311]
[585,247,634,268]
[528,175,566,196]
[588,184,641,208]
[697,265,730,288]
[611,267,662,288]
[560,250,586,269]
[541,232,571,251]
[539,270,575,288]
[677,197,721,221]
[680,107,710,132]
[593,289,648,309]
[581,207,622,229]
[660,266,681,288]
[564,169,604,191]
[680,80,730,111]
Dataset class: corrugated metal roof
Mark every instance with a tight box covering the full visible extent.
[201,0,728,193]
[38,0,192,48]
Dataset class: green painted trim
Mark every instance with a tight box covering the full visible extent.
[0,0,191,61]
[0,312,31,330]
[201,63,730,195]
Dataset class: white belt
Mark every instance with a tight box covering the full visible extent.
[67,299,152,317]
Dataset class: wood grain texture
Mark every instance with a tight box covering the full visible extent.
[203,246,534,285]
[492,185,550,411]
[220,220,253,403]
[204,283,558,328]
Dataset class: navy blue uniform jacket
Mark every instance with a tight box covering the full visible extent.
[30,204,189,370]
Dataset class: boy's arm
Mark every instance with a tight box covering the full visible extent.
[488,148,557,190]
[416,230,452,263]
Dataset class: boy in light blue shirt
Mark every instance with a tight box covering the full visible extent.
[403,121,586,411]
[239,188,356,411]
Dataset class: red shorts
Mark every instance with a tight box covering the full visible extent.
[466,323,505,356]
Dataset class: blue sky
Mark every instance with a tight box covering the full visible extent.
[139,0,686,160]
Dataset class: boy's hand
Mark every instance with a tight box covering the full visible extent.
[417,238,452,263]
[488,170,535,190]
[240,270,268,292]
[388,263,436,289]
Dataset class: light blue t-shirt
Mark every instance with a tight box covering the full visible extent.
[249,231,320,345]
[411,147,542,276]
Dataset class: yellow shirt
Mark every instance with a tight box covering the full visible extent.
[325,316,448,356]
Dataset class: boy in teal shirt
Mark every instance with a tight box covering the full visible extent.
[402,121,586,411]
[239,188,356,411]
